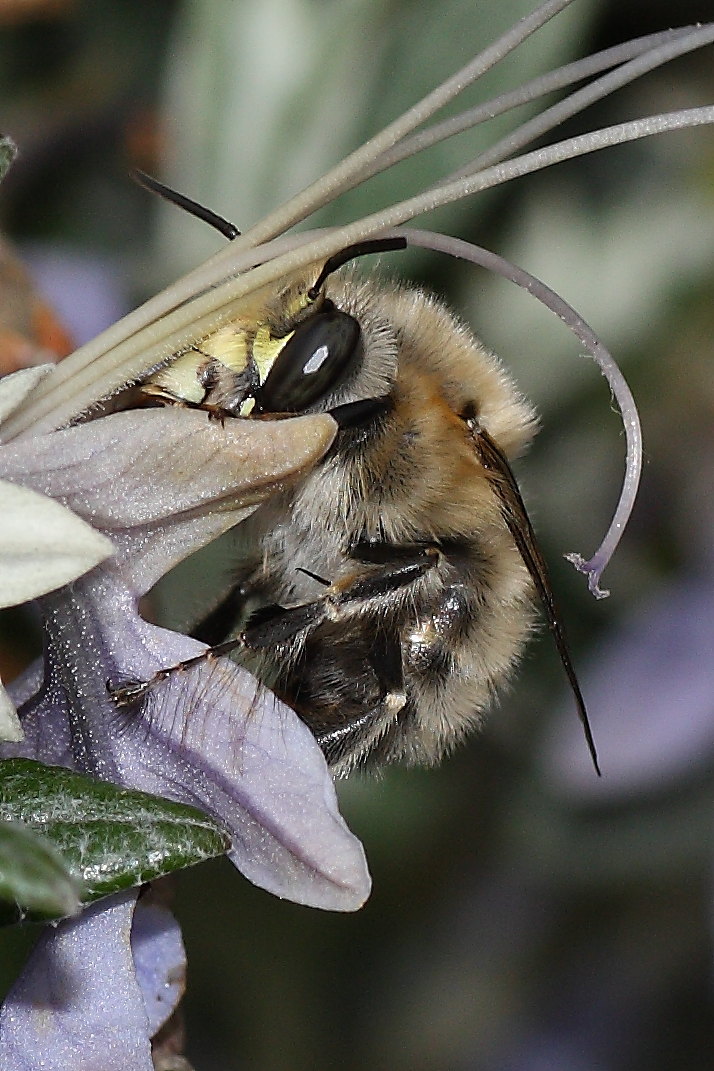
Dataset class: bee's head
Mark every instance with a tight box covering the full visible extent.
[251,238,405,419]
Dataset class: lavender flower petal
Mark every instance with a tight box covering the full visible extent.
[1,407,370,910]
[0,891,153,1071]
[131,901,186,1036]
[7,568,371,909]
[0,407,337,595]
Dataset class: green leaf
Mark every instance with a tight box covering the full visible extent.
[0,821,82,926]
[0,759,230,923]
[0,137,17,184]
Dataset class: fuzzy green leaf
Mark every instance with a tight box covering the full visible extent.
[0,820,82,925]
[0,759,230,922]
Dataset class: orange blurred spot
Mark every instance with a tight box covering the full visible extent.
[0,237,75,372]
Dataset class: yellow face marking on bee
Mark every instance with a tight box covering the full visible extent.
[252,325,294,384]
[138,275,322,415]
[200,325,250,372]
[142,351,207,405]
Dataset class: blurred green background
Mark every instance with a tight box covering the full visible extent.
[1,1,713,1068]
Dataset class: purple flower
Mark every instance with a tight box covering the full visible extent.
[0,373,370,1065]
[0,893,173,1071]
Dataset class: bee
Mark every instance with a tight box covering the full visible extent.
[114,175,598,777]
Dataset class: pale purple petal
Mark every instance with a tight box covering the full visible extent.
[0,407,337,596]
[0,891,153,1071]
[131,901,186,1036]
[1,405,370,910]
[1,402,370,912]
[139,665,372,909]
[6,566,371,910]
[541,576,714,799]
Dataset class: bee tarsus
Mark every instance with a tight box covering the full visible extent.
[107,677,153,709]
[106,635,247,708]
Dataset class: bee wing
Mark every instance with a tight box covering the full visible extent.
[471,425,600,775]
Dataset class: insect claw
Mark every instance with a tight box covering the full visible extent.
[107,677,151,708]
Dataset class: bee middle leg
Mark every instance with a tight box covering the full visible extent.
[109,544,440,708]
[243,543,441,649]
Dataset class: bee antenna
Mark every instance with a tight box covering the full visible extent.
[308,236,407,299]
[133,169,241,241]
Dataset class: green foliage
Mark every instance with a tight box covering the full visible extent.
[0,820,81,925]
[0,137,17,185]
[0,759,229,924]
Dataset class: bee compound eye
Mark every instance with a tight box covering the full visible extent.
[255,306,362,413]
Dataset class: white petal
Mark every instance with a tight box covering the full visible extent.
[0,480,113,608]
[0,678,23,742]
[0,365,54,425]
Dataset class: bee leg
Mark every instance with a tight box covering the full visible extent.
[336,543,441,601]
[243,600,330,648]
[349,540,439,565]
[369,628,407,715]
[247,550,437,768]
[110,546,438,709]
[107,634,249,708]
[243,544,441,650]
[312,629,407,766]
